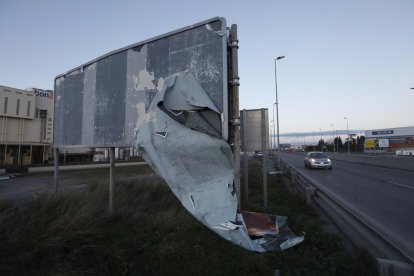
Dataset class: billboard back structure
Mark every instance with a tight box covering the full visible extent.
[54,17,228,148]
[53,18,303,253]
[240,109,269,152]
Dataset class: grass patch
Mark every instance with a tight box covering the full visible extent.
[0,161,376,275]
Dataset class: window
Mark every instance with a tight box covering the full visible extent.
[27,101,31,117]
[3,97,8,114]
[16,99,20,115]
[40,109,47,141]
[39,109,47,118]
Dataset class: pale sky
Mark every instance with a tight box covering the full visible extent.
[1,0,413,138]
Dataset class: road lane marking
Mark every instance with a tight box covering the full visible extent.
[388,181,414,190]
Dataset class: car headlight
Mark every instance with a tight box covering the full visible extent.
[327,159,331,162]
[310,159,315,162]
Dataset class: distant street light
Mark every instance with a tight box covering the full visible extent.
[330,124,335,152]
[274,55,285,168]
[344,117,350,154]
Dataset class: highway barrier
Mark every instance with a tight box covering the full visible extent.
[279,158,414,276]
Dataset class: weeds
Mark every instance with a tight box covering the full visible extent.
[0,162,376,275]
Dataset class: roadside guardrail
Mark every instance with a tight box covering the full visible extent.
[279,158,414,276]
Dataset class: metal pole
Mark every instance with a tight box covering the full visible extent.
[313,133,316,151]
[274,56,284,168]
[230,25,241,211]
[272,103,276,153]
[18,144,21,165]
[331,124,335,152]
[319,128,323,151]
[270,129,273,149]
[242,109,248,205]
[109,147,115,213]
[335,130,338,152]
[261,108,267,208]
[4,144,7,165]
[53,147,59,192]
[344,117,350,154]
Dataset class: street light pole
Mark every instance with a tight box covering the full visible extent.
[335,130,338,152]
[274,56,285,168]
[344,117,350,154]
[270,129,273,149]
[319,128,323,151]
[330,124,335,152]
[312,133,316,151]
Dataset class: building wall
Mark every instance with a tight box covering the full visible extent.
[365,126,414,139]
[0,85,54,166]
[364,126,414,153]
[0,87,35,120]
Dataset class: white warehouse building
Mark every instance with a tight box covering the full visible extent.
[364,126,414,154]
[0,85,53,167]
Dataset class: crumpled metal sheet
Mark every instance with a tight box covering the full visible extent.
[134,71,303,252]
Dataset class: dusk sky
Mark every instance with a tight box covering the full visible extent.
[1,0,413,142]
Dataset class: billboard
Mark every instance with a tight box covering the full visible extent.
[364,139,375,148]
[54,17,228,148]
[240,109,269,152]
[378,139,389,148]
[52,19,303,253]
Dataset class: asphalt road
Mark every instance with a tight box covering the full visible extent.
[279,152,414,260]
[0,163,152,203]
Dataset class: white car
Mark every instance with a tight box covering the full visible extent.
[304,152,332,170]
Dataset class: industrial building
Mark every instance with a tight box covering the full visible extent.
[364,126,414,154]
[0,85,53,167]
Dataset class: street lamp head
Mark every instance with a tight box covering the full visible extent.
[344,116,348,120]
[276,56,285,60]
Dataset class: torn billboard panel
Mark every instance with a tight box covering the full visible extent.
[54,17,228,148]
[134,71,303,252]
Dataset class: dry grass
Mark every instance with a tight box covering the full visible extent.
[0,161,376,275]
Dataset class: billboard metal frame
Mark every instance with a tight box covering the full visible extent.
[53,17,228,148]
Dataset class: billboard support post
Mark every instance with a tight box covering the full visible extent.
[109,147,115,213]
[242,109,248,205]
[53,147,59,192]
[229,24,241,211]
[261,108,268,208]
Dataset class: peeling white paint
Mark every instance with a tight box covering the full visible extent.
[133,69,156,91]
[55,77,65,87]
